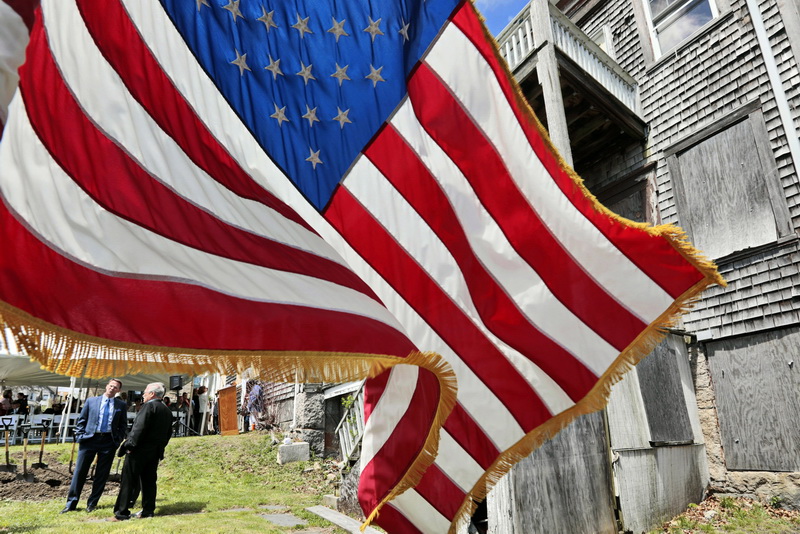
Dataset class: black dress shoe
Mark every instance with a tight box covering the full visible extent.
[60,506,75,514]
[134,511,154,519]
[86,505,96,513]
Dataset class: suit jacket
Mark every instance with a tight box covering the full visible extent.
[75,395,128,445]
[125,398,173,457]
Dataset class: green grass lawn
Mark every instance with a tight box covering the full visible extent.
[0,432,348,533]
[648,496,800,534]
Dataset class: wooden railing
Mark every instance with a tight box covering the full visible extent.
[335,381,365,463]
[496,1,639,114]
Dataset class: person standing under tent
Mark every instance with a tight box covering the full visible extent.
[61,378,127,514]
[112,382,173,521]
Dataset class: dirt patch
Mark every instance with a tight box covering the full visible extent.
[0,450,122,502]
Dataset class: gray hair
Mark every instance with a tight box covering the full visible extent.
[146,382,166,399]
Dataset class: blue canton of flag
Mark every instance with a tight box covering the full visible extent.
[163,0,460,209]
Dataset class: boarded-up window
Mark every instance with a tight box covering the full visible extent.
[706,326,800,471]
[666,104,791,260]
[637,335,694,445]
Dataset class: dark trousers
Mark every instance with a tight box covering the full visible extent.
[65,434,116,509]
[114,449,160,518]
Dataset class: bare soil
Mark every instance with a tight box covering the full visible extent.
[0,449,121,502]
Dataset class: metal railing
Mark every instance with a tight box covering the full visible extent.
[334,381,365,463]
[496,1,639,114]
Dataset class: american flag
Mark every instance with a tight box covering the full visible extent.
[0,1,722,532]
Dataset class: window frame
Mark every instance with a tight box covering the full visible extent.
[643,0,719,56]
[632,0,730,64]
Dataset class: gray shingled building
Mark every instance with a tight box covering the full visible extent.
[483,0,800,531]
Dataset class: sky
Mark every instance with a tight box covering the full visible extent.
[474,0,532,36]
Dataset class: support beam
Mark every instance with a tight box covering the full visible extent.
[530,0,573,166]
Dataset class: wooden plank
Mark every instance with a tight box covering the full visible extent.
[606,366,651,449]
[615,445,707,533]
[488,412,617,533]
[305,505,383,534]
[637,337,694,445]
[706,326,800,471]
[671,335,705,444]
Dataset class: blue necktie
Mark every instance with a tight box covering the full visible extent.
[100,399,110,433]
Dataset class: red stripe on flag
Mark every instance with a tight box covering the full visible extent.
[365,123,599,400]
[0,197,414,355]
[374,504,424,534]
[74,0,315,233]
[358,369,439,515]
[451,4,705,298]
[443,402,500,470]
[413,463,467,520]
[407,63,647,354]
[325,187,556,427]
[2,0,37,32]
[362,367,391,424]
[18,28,379,299]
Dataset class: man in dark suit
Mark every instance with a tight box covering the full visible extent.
[62,378,127,513]
[113,381,173,520]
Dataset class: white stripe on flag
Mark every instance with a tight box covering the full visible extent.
[390,99,620,377]
[390,490,453,534]
[435,430,486,493]
[359,364,419,469]
[345,156,574,417]
[0,1,27,125]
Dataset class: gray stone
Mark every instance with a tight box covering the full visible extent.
[260,513,308,527]
[277,441,310,464]
[337,458,363,519]
[298,428,325,456]
[295,391,325,429]
[322,494,339,508]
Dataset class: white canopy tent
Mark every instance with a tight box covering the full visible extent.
[0,352,173,389]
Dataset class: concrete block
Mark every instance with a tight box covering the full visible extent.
[322,494,339,508]
[278,441,310,464]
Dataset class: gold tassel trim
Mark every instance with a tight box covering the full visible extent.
[0,299,459,532]
[439,4,726,532]
[361,351,459,530]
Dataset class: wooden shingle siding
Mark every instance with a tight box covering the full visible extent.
[706,326,800,471]
[570,0,800,341]
[681,241,800,337]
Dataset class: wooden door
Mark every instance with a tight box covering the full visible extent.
[217,386,239,436]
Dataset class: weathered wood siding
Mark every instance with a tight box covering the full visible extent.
[606,334,708,533]
[487,412,617,534]
[706,326,800,471]
[637,336,694,444]
[615,445,708,533]
[569,0,800,341]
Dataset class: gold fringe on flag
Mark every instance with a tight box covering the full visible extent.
[440,3,727,532]
[0,298,458,529]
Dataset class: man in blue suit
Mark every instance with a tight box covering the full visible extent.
[61,378,127,513]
